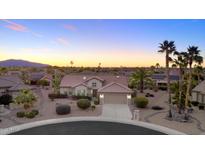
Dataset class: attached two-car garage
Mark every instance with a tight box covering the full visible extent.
[98,82,132,104]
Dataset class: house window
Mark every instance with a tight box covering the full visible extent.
[77,90,81,95]
[92,82,97,87]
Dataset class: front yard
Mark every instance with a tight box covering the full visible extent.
[0,87,102,128]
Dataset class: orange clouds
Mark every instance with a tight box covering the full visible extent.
[1,19,28,32]
[63,24,77,31]
[0,19,43,38]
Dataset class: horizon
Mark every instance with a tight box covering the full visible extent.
[0,19,205,67]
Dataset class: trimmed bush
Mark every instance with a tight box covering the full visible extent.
[25,112,36,119]
[31,109,39,116]
[0,94,13,106]
[77,99,91,109]
[72,95,92,100]
[16,111,25,118]
[152,105,164,110]
[91,105,96,111]
[48,93,68,99]
[134,96,149,108]
[191,101,199,106]
[199,103,204,110]
[93,98,100,105]
[56,105,71,115]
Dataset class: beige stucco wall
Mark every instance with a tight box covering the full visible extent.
[192,92,197,101]
[86,78,103,89]
[60,87,73,96]
[74,85,91,96]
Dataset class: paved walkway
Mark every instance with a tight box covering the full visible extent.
[101,104,132,120]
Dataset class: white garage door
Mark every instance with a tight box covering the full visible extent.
[104,93,127,104]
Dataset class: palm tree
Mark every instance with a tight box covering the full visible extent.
[172,51,188,113]
[129,68,153,93]
[158,40,176,117]
[155,63,160,69]
[193,64,203,84]
[183,46,203,119]
[70,60,74,68]
[52,70,62,94]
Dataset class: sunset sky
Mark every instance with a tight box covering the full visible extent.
[0,19,205,67]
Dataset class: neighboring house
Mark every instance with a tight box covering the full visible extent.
[151,72,179,90]
[192,80,205,104]
[0,75,32,97]
[7,71,22,76]
[60,75,133,104]
[28,72,45,85]
[28,72,53,86]
[39,74,53,86]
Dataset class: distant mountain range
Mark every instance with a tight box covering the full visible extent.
[0,59,50,67]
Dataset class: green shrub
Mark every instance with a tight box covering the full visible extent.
[25,111,36,119]
[91,105,96,111]
[191,101,199,106]
[16,111,25,118]
[0,94,13,106]
[134,96,149,108]
[93,97,100,105]
[56,105,71,115]
[72,95,92,100]
[48,93,68,99]
[77,99,91,109]
[31,109,39,116]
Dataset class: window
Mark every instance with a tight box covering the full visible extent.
[92,82,97,87]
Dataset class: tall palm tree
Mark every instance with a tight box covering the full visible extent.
[155,63,160,69]
[129,68,153,93]
[172,51,188,113]
[184,46,203,119]
[193,64,203,84]
[158,40,176,117]
[52,70,62,94]
[70,60,74,68]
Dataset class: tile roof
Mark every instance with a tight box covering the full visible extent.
[60,75,129,88]
[0,75,23,88]
[192,80,205,94]
[98,82,133,93]
[29,72,45,81]
[8,83,33,91]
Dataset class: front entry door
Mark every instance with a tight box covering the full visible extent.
[93,89,97,97]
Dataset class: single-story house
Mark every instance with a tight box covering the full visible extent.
[0,75,32,97]
[192,80,205,104]
[60,75,133,104]
[28,72,52,86]
[7,71,22,76]
[151,73,179,90]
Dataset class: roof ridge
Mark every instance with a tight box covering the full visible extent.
[98,82,132,92]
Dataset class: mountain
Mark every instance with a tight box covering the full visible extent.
[0,59,50,67]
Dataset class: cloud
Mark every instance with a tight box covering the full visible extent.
[31,32,43,38]
[63,24,77,31]
[1,19,28,32]
[56,37,69,46]
[0,19,43,37]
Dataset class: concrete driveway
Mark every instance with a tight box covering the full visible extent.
[101,104,132,120]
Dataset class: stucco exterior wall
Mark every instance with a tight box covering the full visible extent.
[86,79,103,89]
[192,92,197,101]
[74,85,91,96]
[60,87,73,96]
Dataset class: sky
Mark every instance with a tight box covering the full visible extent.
[0,19,205,67]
